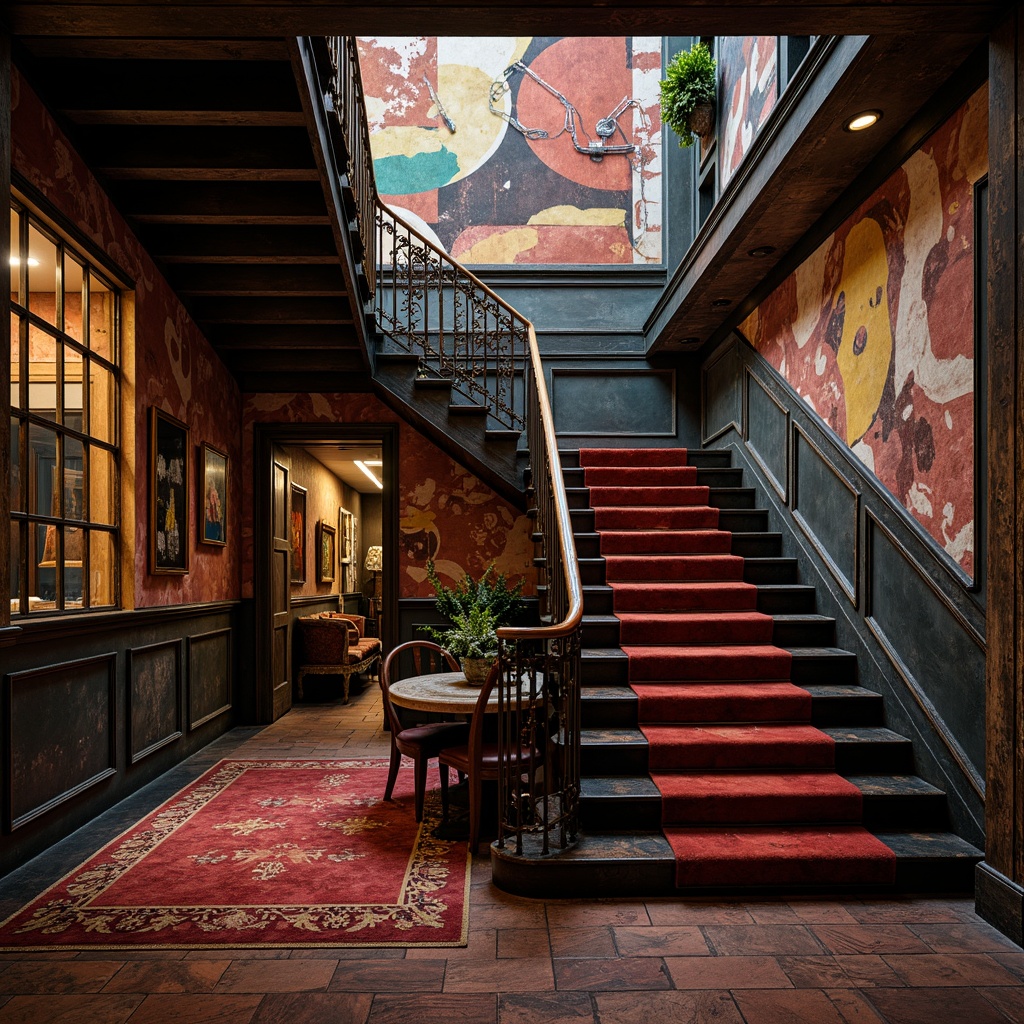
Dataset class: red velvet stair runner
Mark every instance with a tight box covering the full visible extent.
[579,448,896,888]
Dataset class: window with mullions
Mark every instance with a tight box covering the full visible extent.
[9,199,120,615]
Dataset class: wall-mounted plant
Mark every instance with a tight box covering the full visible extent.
[659,41,718,148]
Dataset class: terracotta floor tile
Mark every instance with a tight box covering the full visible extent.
[783,903,859,925]
[812,925,932,955]
[664,955,792,990]
[703,925,824,956]
[593,990,744,1024]
[978,986,1024,1023]
[776,955,857,988]
[404,929,496,961]
[843,901,964,924]
[732,988,849,1023]
[881,953,1022,987]
[545,903,651,929]
[0,960,123,994]
[992,952,1024,981]
[0,994,143,1024]
[822,988,887,1023]
[497,928,550,959]
[862,986,1015,1024]
[124,993,262,1023]
[102,959,230,993]
[548,927,616,960]
[470,905,549,931]
[74,950,187,961]
[0,952,79,962]
[185,949,292,960]
[327,959,446,992]
[367,993,497,1024]
[215,959,337,993]
[249,991,373,1024]
[909,921,1024,953]
[611,926,710,957]
[290,947,406,960]
[553,957,670,991]
[498,991,596,1024]
[444,957,554,993]
[831,955,905,987]
[644,902,755,926]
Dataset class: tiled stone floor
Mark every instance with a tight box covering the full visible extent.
[0,679,1021,1024]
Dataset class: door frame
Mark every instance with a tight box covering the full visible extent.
[253,421,399,724]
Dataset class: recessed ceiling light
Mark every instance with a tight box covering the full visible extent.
[748,246,776,258]
[711,298,731,308]
[844,110,882,132]
[354,459,383,489]
[9,256,40,267]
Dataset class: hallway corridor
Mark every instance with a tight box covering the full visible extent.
[0,683,1020,1024]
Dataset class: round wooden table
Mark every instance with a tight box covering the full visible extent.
[388,671,541,715]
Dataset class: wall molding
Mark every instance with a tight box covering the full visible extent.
[127,638,184,765]
[743,367,790,502]
[187,627,233,731]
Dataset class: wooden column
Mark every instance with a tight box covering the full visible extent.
[0,29,12,641]
[977,8,1024,945]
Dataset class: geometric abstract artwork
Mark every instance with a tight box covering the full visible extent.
[357,37,663,264]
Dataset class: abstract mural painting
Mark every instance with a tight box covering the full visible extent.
[741,87,987,576]
[718,36,778,189]
[357,37,663,265]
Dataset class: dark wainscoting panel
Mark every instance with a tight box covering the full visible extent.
[188,627,232,731]
[866,513,986,793]
[5,653,116,830]
[128,639,183,764]
[792,425,859,604]
[702,342,742,443]
[744,369,789,500]
[700,334,985,845]
[551,369,675,436]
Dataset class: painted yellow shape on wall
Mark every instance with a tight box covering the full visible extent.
[458,227,539,264]
[528,206,626,227]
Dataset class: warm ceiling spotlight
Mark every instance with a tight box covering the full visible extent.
[844,110,882,132]
[354,460,383,490]
[9,256,40,267]
[711,298,731,308]
[748,246,776,258]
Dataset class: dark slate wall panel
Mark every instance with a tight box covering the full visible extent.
[128,640,182,763]
[6,654,116,829]
[552,369,675,436]
[703,343,741,442]
[793,427,858,602]
[188,628,232,730]
[867,514,986,784]
[745,370,789,499]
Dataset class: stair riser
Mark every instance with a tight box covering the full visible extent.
[574,534,603,558]
[581,656,630,687]
[611,584,758,613]
[810,695,884,727]
[579,449,694,468]
[581,694,637,727]
[745,560,799,584]
[773,620,836,647]
[580,468,700,487]
[660,793,863,826]
[731,533,783,557]
[695,469,744,488]
[833,741,915,774]
[581,795,663,831]
[790,655,858,687]
[582,620,620,647]
[860,793,950,831]
[620,619,775,646]
[718,510,770,532]
[757,588,817,614]
[598,532,734,555]
[582,588,615,615]
[595,508,721,531]
[605,558,745,582]
[581,743,648,775]
[707,488,757,509]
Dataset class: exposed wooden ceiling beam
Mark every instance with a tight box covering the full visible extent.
[171,264,347,295]
[186,297,353,323]
[207,324,360,349]
[114,181,330,224]
[144,224,341,263]
[7,2,1008,38]
[18,36,289,61]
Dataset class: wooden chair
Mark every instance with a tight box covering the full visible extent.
[379,641,469,822]
[438,662,543,854]
[295,614,381,703]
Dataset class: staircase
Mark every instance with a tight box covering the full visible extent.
[494,445,983,896]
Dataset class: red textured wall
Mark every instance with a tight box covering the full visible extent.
[11,69,243,606]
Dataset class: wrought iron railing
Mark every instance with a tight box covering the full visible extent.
[322,36,583,855]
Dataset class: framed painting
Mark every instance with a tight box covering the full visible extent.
[317,520,337,584]
[290,484,307,584]
[339,507,353,564]
[199,443,228,546]
[149,406,189,575]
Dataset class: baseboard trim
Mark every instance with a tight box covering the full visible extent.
[975,861,1024,945]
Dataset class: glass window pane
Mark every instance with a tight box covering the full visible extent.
[10,312,22,410]
[28,424,57,516]
[89,360,116,444]
[89,273,115,360]
[10,207,22,306]
[27,326,58,418]
[9,521,21,613]
[89,531,116,608]
[65,527,84,607]
[89,446,116,525]
[26,222,59,327]
[64,346,84,433]
[10,416,22,512]
[33,522,56,607]
[64,253,85,342]
[64,436,84,520]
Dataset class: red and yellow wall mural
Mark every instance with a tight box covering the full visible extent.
[357,36,663,264]
[741,86,987,576]
[718,36,778,189]
[12,70,243,608]
[242,393,536,600]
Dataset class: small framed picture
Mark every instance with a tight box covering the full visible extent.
[317,520,337,584]
[339,507,353,564]
[199,443,228,546]
[149,406,189,575]
[290,484,307,584]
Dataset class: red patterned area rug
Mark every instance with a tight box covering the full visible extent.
[0,759,470,950]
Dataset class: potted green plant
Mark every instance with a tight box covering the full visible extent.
[659,41,717,148]
[422,560,525,685]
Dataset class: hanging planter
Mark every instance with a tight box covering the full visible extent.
[659,42,718,148]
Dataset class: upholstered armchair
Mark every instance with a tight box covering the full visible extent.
[295,613,382,703]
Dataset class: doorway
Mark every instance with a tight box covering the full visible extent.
[253,423,398,725]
